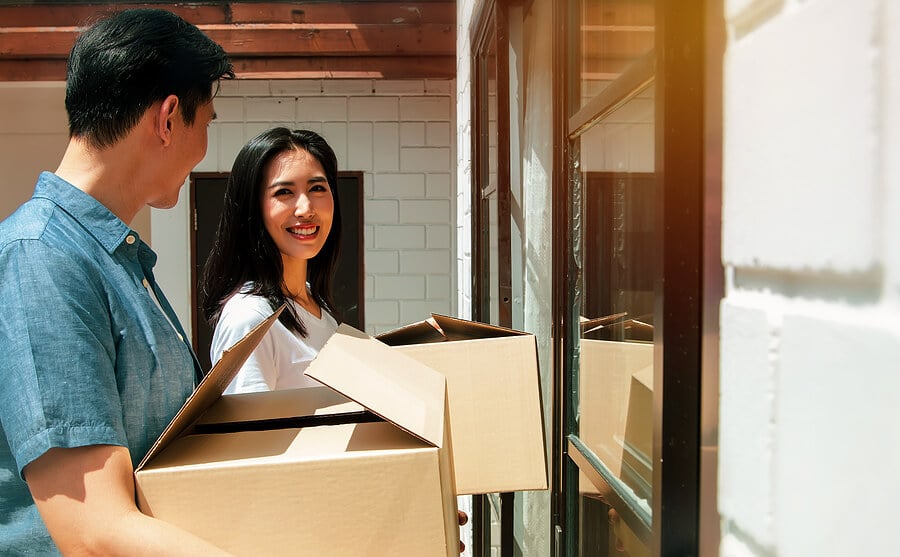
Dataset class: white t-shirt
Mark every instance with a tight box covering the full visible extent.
[210,289,339,394]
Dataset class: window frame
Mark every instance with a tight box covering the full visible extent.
[551,1,716,555]
[470,0,516,555]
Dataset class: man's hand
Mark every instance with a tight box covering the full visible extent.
[25,444,231,556]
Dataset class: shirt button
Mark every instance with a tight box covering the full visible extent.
[142,279,150,288]
[125,235,136,245]
[177,333,184,342]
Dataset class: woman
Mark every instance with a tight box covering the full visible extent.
[201,127,342,393]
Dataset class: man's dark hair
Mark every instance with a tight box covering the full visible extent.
[65,8,234,148]
[201,128,343,337]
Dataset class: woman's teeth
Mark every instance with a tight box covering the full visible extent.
[289,225,317,237]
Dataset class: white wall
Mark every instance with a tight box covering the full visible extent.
[0,82,152,242]
[580,85,654,173]
[457,1,475,324]
[151,78,457,338]
[719,0,900,555]
[517,0,554,555]
[0,83,68,220]
[456,2,476,553]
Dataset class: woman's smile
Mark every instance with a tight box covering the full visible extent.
[287,223,320,239]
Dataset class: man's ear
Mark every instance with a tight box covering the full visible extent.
[156,95,180,146]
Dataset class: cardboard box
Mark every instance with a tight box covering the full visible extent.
[621,364,652,498]
[135,312,460,556]
[578,338,653,500]
[377,314,547,495]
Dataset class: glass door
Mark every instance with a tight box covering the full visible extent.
[556,0,708,555]
[568,2,656,553]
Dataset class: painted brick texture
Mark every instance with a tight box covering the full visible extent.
[718,297,776,549]
[887,2,900,299]
[772,309,900,556]
[721,1,900,556]
[723,0,880,272]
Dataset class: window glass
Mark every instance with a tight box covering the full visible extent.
[472,11,509,554]
[478,23,501,326]
[578,0,654,113]
[571,2,655,555]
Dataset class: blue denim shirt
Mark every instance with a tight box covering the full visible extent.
[0,172,199,554]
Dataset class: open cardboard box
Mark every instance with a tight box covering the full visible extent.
[377,315,547,494]
[578,338,653,500]
[135,310,460,556]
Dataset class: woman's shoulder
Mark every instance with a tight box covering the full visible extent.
[220,288,277,323]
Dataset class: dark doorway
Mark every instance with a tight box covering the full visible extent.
[190,171,365,371]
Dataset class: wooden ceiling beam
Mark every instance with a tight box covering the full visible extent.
[230,54,456,79]
[0,59,66,82]
[0,4,229,27]
[0,54,456,82]
[204,23,455,57]
[0,23,455,58]
[0,2,456,82]
[229,2,456,25]
[0,2,455,26]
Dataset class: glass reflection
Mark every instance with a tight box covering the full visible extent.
[480,23,500,326]
[574,3,655,555]
[576,84,655,557]
[579,0,654,112]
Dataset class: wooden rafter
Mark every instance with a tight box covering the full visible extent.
[0,2,456,81]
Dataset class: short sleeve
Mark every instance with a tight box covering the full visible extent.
[211,294,278,394]
[0,240,126,476]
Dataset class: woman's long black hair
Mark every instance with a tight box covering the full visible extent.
[201,127,342,337]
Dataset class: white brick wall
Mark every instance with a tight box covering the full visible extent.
[774,307,900,556]
[718,296,776,549]
[886,2,900,300]
[723,0,879,272]
[191,78,456,336]
[720,1,900,556]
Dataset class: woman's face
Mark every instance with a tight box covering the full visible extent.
[260,148,334,268]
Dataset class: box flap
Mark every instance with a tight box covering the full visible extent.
[580,312,628,335]
[392,332,547,494]
[375,319,445,345]
[377,314,529,345]
[305,323,446,448]
[137,306,283,470]
[196,386,362,425]
[429,314,526,341]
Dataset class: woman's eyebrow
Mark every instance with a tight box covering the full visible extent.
[266,180,295,190]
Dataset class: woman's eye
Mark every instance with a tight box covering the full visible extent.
[274,188,292,196]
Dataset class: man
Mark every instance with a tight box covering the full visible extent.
[0,9,235,554]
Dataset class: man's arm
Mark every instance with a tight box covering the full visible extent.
[25,445,231,556]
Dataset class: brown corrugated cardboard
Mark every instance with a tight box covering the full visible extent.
[378,314,547,495]
[135,316,460,557]
[578,338,653,499]
[622,364,652,499]
[196,385,363,426]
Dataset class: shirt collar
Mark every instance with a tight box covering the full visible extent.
[33,171,138,254]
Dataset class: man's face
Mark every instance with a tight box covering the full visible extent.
[149,98,216,210]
